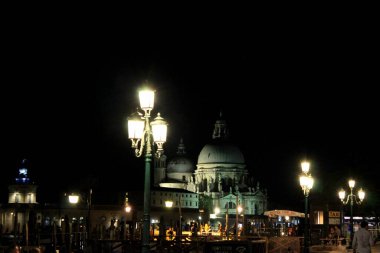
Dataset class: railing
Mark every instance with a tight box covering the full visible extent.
[369,228,380,241]
[1,231,310,253]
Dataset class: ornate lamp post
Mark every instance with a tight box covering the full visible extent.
[125,192,132,213]
[235,205,243,240]
[165,194,182,246]
[68,188,93,244]
[338,179,365,248]
[127,88,168,253]
[299,161,314,253]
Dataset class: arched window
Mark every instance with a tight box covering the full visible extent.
[225,202,236,209]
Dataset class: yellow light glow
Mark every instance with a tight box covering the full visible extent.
[125,206,131,213]
[127,114,144,139]
[338,189,346,200]
[139,89,155,111]
[151,113,168,143]
[348,179,355,189]
[301,161,310,174]
[68,194,79,204]
[237,206,243,214]
[165,200,173,208]
[299,175,314,190]
[214,207,220,215]
[358,188,365,201]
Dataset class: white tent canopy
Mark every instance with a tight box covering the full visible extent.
[264,210,305,218]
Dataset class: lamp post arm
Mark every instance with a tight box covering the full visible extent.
[340,194,350,205]
[87,189,92,242]
[134,115,153,158]
[353,195,363,205]
[178,194,182,247]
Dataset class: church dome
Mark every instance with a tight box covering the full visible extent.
[197,113,245,166]
[167,138,194,173]
[167,157,194,173]
[197,143,245,165]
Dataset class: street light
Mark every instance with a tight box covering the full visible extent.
[127,87,168,253]
[165,194,182,244]
[299,161,314,253]
[165,196,182,249]
[338,179,365,248]
[235,205,243,239]
[68,189,92,245]
[125,192,132,213]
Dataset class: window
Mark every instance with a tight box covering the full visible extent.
[15,193,20,203]
[314,211,324,224]
[225,202,236,209]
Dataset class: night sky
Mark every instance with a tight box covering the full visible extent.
[1,20,379,214]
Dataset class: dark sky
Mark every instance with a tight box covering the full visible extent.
[1,19,379,213]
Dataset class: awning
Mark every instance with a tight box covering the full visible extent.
[264,210,305,218]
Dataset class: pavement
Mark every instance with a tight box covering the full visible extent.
[373,241,380,253]
[347,241,380,253]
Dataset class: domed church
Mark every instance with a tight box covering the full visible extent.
[155,115,268,218]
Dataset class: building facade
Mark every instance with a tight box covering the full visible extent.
[155,115,268,228]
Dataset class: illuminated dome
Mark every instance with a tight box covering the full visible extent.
[197,113,245,167]
[197,143,245,165]
[167,157,194,173]
[167,139,194,173]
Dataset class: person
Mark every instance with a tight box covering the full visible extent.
[328,227,337,245]
[334,225,342,238]
[190,222,197,237]
[168,227,174,240]
[217,223,222,236]
[352,220,374,253]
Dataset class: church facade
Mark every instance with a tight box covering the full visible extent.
[154,116,268,224]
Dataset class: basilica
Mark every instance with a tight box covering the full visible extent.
[154,115,268,219]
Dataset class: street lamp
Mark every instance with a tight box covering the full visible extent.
[127,87,168,253]
[235,205,243,239]
[165,194,182,245]
[125,192,132,213]
[299,161,314,253]
[338,179,365,248]
[68,189,92,245]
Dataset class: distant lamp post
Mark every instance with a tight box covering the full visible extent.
[127,87,168,253]
[338,179,365,248]
[125,192,132,213]
[299,161,314,253]
[165,195,182,246]
[165,200,174,208]
[68,194,79,204]
[67,189,93,244]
